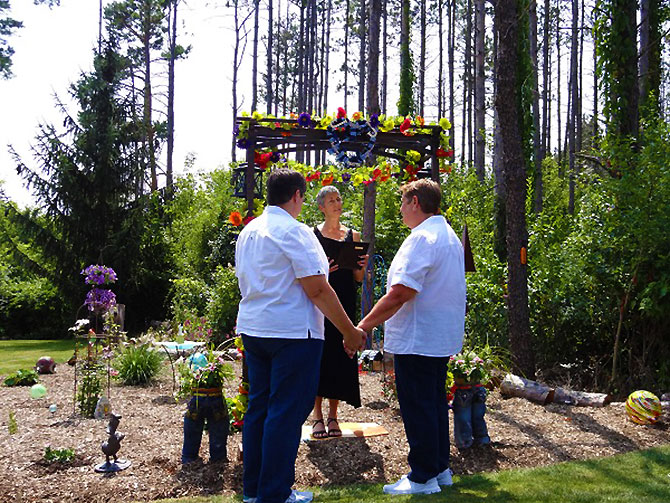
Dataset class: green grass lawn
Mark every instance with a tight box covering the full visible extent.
[0,339,76,376]
[153,445,670,503]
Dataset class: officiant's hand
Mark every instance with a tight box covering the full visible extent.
[328,258,339,273]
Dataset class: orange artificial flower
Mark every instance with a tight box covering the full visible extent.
[352,111,362,121]
[415,115,425,126]
[229,211,243,227]
[321,175,334,186]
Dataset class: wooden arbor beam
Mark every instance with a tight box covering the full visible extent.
[235,117,444,214]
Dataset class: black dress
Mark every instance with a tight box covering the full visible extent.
[314,226,361,408]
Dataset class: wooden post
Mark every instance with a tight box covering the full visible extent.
[431,128,440,182]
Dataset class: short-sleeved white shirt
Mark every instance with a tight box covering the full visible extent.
[384,215,466,357]
[235,206,329,339]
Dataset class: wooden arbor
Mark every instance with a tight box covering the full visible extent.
[234,116,446,214]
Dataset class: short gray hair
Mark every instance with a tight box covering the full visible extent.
[316,185,340,208]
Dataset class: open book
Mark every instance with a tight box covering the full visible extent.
[317,236,370,270]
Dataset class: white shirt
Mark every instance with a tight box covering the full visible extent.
[384,215,466,356]
[235,205,329,339]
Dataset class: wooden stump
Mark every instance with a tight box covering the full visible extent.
[553,387,611,407]
[499,374,554,404]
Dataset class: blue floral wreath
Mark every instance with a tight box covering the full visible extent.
[326,117,378,167]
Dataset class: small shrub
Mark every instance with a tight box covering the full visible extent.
[207,265,241,345]
[44,446,75,464]
[77,362,103,417]
[113,337,163,385]
[3,368,39,387]
[8,411,17,434]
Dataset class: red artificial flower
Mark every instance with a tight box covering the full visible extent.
[362,179,374,186]
[399,118,412,134]
[242,215,255,226]
[372,168,382,180]
[274,122,281,128]
[436,148,449,158]
[229,211,243,227]
[337,107,347,119]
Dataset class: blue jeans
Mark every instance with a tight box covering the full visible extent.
[182,395,229,463]
[242,334,323,503]
[453,386,490,449]
[394,354,450,484]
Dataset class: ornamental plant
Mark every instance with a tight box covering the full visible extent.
[81,264,117,313]
[448,350,489,385]
[112,334,163,385]
[3,368,39,387]
[175,350,234,400]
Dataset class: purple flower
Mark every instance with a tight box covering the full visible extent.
[341,172,351,182]
[233,124,240,137]
[270,152,281,162]
[81,264,117,286]
[237,138,251,149]
[297,112,311,128]
[369,114,379,129]
[85,288,117,312]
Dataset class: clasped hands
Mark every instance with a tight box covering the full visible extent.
[343,326,368,358]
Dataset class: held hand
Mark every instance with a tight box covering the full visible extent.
[343,327,367,358]
[328,258,339,273]
[357,254,370,271]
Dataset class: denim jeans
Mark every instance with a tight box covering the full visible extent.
[394,354,451,484]
[452,386,490,449]
[181,394,229,463]
[242,334,323,503]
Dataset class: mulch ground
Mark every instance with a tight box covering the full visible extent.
[1,360,669,503]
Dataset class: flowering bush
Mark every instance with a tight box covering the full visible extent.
[181,317,213,342]
[85,288,117,312]
[448,351,489,384]
[176,350,234,400]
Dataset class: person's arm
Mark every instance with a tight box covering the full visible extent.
[351,230,369,282]
[299,274,367,353]
[357,283,417,334]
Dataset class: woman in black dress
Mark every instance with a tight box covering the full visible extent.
[311,186,368,438]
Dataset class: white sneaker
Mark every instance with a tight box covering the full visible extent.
[286,490,313,503]
[243,490,313,503]
[383,474,441,495]
[437,468,453,486]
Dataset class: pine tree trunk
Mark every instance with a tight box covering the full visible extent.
[344,0,350,110]
[166,0,178,194]
[381,0,388,114]
[143,3,157,191]
[358,0,367,112]
[266,0,273,114]
[530,0,542,211]
[555,1,562,165]
[495,0,535,378]
[449,0,455,162]
[251,0,260,113]
[567,0,578,214]
[541,0,550,159]
[438,0,444,118]
[474,0,485,181]
[419,0,426,116]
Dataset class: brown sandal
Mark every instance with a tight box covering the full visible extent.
[327,417,342,437]
[311,419,328,439]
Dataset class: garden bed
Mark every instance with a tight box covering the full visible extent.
[1,361,668,502]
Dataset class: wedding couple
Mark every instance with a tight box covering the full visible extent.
[235,169,466,503]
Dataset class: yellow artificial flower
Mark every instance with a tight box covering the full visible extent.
[380,119,395,132]
[406,150,421,163]
[439,118,452,131]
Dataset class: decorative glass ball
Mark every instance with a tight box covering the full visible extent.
[187,352,208,371]
[30,383,47,399]
[625,390,662,425]
[36,356,56,374]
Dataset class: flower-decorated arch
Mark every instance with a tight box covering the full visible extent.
[233,109,454,215]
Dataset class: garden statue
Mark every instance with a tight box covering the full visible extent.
[94,412,131,472]
[449,351,491,449]
[177,351,232,464]
[36,356,56,374]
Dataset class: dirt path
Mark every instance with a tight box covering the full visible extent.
[1,362,668,502]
